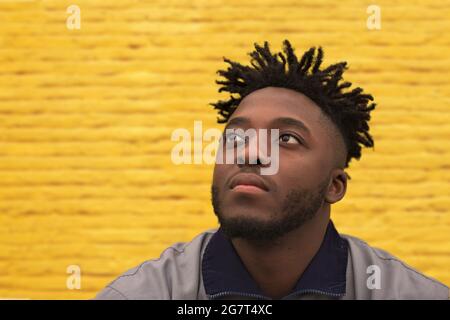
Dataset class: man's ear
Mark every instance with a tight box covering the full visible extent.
[324,168,347,204]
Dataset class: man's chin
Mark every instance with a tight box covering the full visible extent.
[221,206,272,222]
[217,215,286,243]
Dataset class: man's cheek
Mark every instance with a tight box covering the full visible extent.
[212,164,224,183]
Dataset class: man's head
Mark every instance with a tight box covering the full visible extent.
[210,40,376,245]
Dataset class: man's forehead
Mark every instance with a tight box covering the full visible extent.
[237,86,321,116]
[229,88,325,132]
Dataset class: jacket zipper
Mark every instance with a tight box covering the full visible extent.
[208,291,271,300]
[282,289,343,300]
[209,289,342,300]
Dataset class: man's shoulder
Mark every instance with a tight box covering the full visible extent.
[94,228,217,300]
[341,233,449,299]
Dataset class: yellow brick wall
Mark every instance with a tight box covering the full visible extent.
[0,0,448,299]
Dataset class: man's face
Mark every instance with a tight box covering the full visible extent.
[211,86,346,245]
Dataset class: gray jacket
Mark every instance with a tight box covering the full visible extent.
[95,222,449,300]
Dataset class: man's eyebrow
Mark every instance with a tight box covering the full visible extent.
[271,117,311,136]
[224,117,250,129]
[224,116,311,136]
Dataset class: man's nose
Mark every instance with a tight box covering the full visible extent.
[236,131,271,166]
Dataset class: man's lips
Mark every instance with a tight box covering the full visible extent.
[228,173,270,192]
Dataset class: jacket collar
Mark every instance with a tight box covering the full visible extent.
[201,220,348,300]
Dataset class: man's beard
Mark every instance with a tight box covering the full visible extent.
[211,180,328,246]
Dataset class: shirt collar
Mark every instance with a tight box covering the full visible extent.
[201,219,348,300]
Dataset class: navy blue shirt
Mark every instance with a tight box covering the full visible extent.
[201,220,349,300]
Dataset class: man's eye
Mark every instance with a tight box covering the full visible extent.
[224,133,245,146]
[279,133,301,145]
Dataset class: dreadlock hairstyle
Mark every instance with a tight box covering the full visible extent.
[209,39,376,168]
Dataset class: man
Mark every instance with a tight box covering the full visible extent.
[95,40,449,300]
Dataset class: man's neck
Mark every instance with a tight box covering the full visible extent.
[230,210,330,299]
